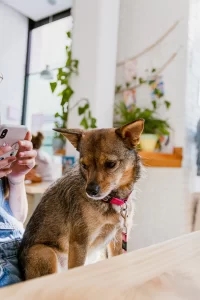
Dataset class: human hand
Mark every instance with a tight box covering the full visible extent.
[8,131,37,183]
[0,146,17,178]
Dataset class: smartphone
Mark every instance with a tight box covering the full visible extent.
[0,124,28,161]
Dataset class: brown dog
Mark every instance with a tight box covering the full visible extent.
[18,119,144,279]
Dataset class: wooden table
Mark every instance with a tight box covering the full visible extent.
[1,231,200,299]
[25,182,52,226]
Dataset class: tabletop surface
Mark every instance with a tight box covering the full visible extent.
[1,231,200,300]
[25,181,53,195]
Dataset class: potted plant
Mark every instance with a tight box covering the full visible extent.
[115,102,171,152]
[50,31,97,154]
[115,69,172,152]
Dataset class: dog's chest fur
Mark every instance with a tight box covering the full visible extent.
[81,197,134,252]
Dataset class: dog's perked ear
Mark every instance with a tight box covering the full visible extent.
[115,119,144,148]
[53,128,83,151]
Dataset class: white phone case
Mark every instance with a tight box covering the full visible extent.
[0,124,28,161]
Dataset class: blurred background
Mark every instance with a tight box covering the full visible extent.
[0,0,200,251]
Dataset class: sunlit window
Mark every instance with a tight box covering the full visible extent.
[25,16,72,154]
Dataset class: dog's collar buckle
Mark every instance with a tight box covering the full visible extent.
[109,197,128,253]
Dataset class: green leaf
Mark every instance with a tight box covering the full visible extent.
[61,79,67,85]
[61,95,68,106]
[54,121,60,128]
[58,91,63,97]
[50,82,57,93]
[84,103,89,111]
[80,117,89,129]
[165,100,171,109]
[126,82,130,88]
[91,117,97,128]
[73,59,79,69]
[58,68,63,75]
[115,85,122,93]
[67,31,71,38]
[55,112,64,120]
[78,103,89,115]
[78,106,85,115]
[152,68,156,73]
[152,100,157,110]
[66,51,72,67]
[61,87,74,106]
[148,80,156,85]
[139,77,146,85]
[133,76,137,80]
[154,88,163,98]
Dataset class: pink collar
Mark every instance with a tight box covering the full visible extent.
[109,197,128,206]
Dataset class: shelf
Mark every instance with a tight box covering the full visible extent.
[139,147,182,168]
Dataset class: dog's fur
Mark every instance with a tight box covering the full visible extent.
[18,120,144,280]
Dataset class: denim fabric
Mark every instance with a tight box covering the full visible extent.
[0,239,22,287]
[0,179,24,287]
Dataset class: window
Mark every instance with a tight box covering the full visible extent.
[24,14,72,154]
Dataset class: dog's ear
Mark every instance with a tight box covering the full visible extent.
[115,119,144,148]
[53,128,83,151]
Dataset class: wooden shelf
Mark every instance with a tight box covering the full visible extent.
[139,147,182,168]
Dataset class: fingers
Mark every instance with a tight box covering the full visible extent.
[0,157,16,179]
[18,131,33,153]
[18,140,33,151]
[0,146,12,157]
[17,149,37,168]
[18,150,37,159]
[18,158,35,167]
[0,168,12,177]
[0,157,16,169]
[24,131,32,142]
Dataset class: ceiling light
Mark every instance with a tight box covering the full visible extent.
[40,65,53,80]
[0,73,3,83]
[48,0,57,5]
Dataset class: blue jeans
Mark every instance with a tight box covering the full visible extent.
[0,201,24,287]
[0,238,22,287]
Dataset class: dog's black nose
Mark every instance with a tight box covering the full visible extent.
[86,182,100,196]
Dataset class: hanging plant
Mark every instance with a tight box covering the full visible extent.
[50,31,97,145]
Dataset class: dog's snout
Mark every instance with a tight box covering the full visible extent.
[86,182,100,196]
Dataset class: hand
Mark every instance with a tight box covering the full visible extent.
[0,146,17,178]
[8,131,37,183]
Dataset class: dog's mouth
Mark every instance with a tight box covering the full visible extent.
[86,192,108,201]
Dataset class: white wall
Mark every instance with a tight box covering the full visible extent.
[67,0,120,156]
[69,0,120,128]
[0,2,28,124]
[116,0,193,250]
[129,168,190,251]
[116,0,189,147]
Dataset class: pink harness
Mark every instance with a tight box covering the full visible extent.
[110,197,128,253]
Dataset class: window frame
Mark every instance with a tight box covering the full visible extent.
[21,9,71,125]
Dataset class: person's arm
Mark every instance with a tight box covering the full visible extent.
[7,131,37,223]
[8,178,27,223]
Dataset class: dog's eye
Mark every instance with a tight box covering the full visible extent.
[105,161,117,169]
[81,162,87,170]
